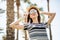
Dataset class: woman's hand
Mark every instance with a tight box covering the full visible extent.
[24,13,28,23]
[24,13,28,18]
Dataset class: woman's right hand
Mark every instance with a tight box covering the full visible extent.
[24,13,28,23]
[24,13,28,18]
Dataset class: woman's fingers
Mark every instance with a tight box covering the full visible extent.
[24,14,28,17]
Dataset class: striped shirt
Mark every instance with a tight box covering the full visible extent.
[24,23,49,40]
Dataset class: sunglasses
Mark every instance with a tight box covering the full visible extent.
[29,9,37,14]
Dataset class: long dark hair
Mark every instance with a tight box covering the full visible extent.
[27,7,41,23]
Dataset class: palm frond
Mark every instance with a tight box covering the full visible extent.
[39,7,43,11]
[0,9,5,14]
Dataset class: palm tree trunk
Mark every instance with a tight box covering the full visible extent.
[47,0,52,40]
[24,30,28,40]
[16,0,20,40]
[16,6,20,40]
[47,0,49,12]
[6,0,15,40]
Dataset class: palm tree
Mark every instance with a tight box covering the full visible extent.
[47,0,52,40]
[16,0,20,40]
[6,0,15,40]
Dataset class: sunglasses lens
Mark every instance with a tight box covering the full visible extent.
[30,9,37,14]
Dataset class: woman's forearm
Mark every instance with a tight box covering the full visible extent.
[10,23,24,30]
[10,15,28,30]
[10,20,24,30]
[41,11,56,25]
[47,13,56,25]
[41,12,55,16]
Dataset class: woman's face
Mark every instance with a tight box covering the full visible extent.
[29,9,38,19]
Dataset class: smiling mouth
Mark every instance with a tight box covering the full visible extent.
[32,14,36,15]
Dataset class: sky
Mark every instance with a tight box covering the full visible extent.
[0,0,60,40]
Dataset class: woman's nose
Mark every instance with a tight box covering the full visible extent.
[32,13,36,15]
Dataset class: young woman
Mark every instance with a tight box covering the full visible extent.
[10,6,55,29]
[24,6,56,40]
[10,6,56,40]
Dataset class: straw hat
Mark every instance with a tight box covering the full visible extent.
[26,6,40,13]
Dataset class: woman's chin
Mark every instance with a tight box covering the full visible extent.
[31,16,36,18]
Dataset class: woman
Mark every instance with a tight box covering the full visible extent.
[10,6,55,29]
[24,6,56,40]
[10,6,56,40]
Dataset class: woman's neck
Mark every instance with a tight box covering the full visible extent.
[32,17,38,23]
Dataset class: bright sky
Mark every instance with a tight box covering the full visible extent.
[0,0,60,40]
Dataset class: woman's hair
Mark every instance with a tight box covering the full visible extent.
[27,7,41,23]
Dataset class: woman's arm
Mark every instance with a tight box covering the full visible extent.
[10,14,28,30]
[41,11,56,25]
[10,18,24,30]
[10,24,24,30]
